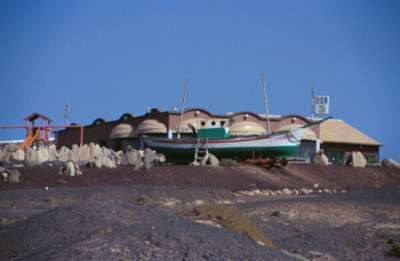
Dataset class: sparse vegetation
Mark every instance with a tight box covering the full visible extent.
[137,195,152,205]
[184,204,274,248]
[219,158,239,167]
[0,218,17,226]
[386,242,400,257]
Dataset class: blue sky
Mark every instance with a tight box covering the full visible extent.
[1,1,399,160]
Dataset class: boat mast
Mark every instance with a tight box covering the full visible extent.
[261,72,271,133]
[177,78,189,139]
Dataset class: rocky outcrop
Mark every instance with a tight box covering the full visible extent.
[382,158,400,169]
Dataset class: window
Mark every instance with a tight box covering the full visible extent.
[220,121,226,126]
[211,121,216,126]
[326,150,345,165]
[364,153,378,165]
[201,121,206,127]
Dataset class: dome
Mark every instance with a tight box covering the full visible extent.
[229,121,266,136]
[277,124,317,140]
[135,119,167,135]
[110,124,134,139]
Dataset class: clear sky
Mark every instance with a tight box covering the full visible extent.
[1,0,399,160]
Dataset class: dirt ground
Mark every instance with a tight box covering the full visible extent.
[1,164,400,260]
[1,164,400,192]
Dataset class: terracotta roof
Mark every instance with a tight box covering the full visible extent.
[320,119,381,146]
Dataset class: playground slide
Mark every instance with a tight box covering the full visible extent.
[21,129,40,150]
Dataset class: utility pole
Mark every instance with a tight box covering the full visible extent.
[311,85,315,119]
[64,104,70,125]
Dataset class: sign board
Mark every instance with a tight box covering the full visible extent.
[314,96,330,115]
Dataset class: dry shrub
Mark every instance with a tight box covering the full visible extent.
[386,242,400,257]
[137,195,152,205]
[184,204,274,248]
[219,158,239,167]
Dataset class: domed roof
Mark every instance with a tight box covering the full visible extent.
[277,124,317,140]
[230,121,266,136]
[135,119,167,135]
[110,124,134,139]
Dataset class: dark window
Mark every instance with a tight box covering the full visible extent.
[201,121,206,126]
[364,153,378,165]
[220,121,226,126]
[326,150,345,165]
[211,121,216,126]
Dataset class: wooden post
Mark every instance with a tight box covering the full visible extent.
[80,126,84,146]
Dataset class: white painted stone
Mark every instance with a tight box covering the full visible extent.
[48,144,58,161]
[37,147,49,163]
[11,149,25,162]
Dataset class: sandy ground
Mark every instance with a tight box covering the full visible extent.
[1,164,400,260]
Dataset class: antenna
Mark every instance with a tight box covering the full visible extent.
[261,73,271,133]
[64,104,70,125]
[177,78,189,139]
[311,85,315,118]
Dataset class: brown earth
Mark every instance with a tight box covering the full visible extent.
[1,164,400,192]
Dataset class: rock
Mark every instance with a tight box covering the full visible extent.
[70,144,80,162]
[312,151,329,165]
[58,146,71,162]
[351,151,367,168]
[282,188,292,196]
[24,148,38,166]
[126,149,140,166]
[48,144,58,161]
[208,153,219,167]
[59,160,80,176]
[261,190,270,196]
[271,210,280,217]
[382,158,400,169]
[300,188,310,195]
[37,146,49,163]
[5,169,22,183]
[66,161,76,176]
[115,151,124,165]
[156,153,166,163]
[78,144,90,162]
[102,157,116,168]
[10,149,25,162]
[200,152,219,167]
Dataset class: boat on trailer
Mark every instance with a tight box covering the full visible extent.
[143,127,306,163]
[144,74,327,163]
